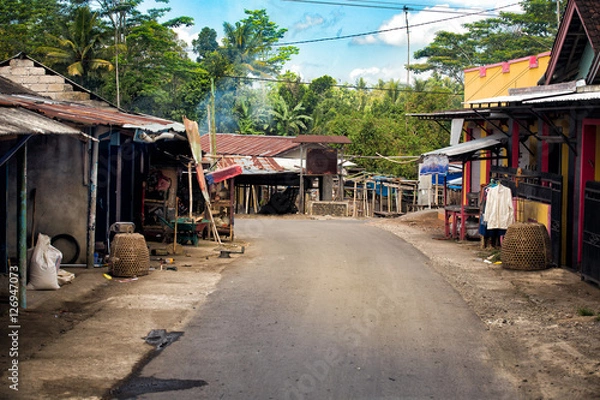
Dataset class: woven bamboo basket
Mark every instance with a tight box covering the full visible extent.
[501,222,551,270]
[109,233,150,277]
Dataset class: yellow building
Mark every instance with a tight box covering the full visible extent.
[464,52,551,103]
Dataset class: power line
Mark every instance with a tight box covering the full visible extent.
[283,0,502,16]
[275,3,520,46]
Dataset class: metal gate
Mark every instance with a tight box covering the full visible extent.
[582,181,600,283]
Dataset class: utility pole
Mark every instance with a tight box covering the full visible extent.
[210,77,217,158]
[404,6,410,86]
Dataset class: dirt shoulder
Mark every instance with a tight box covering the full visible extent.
[372,210,600,400]
[0,241,245,400]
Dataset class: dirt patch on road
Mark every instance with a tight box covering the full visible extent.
[373,210,600,400]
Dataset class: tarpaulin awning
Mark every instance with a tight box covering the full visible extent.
[205,165,243,185]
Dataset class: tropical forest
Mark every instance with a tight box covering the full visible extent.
[0,0,560,178]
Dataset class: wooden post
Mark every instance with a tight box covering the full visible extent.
[353,181,358,218]
[363,183,367,217]
[17,144,27,308]
[87,132,99,269]
[299,145,305,214]
[252,185,258,213]
[245,185,250,214]
[173,197,179,253]
[188,162,193,219]
[371,181,376,217]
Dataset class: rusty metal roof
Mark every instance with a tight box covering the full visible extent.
[213,155,287,174]
[0,94,185,133]
[291,135,352,144]
[207,155,304,176]
[0,106,83,136]
[200,133,300,157]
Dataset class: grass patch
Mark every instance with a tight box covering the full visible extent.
[577,307,596,317]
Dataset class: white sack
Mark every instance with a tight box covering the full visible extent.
[29,233,62,290]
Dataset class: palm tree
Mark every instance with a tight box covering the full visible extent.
[270,95,312,136]
[385,79,402,104]
[39,6,113,88]
[222,21,266,77]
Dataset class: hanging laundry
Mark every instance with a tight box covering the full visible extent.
[484,183,515,230]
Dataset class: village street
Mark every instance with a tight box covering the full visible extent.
[2,213,599,400]
[112,218,517,399]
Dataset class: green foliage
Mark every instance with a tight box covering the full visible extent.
[0,0,68,60]
[192,27,219,61]
[38,6,113,90]
[117,19,198,117]
[1,2,460,179]
[412,0,560,85]
[269,95,312,136]
[195,9,299,80]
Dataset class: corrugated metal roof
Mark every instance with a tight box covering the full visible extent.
[423,132,507,159]
[0,106,83,136]
[292,135,351,144]
[200,133,300,157]
[0,94,184,133]
[407,109,502,121]
[213,155,291,175]
[524,90,600,104]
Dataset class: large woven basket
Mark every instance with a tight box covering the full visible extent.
[501,222,551,270]
[109,233,150,277]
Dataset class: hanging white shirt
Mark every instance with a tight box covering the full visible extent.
[484,184,515,230]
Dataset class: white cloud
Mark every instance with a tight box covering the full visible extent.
[352,35,379,45]
[352,1,523,49]
[349,66,408,85]
[174,25,197,47]
[291,10,345,36]
[294,14,326,32]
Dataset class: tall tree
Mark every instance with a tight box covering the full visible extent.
[38,6,113,90]
[192,27,219,61]
[195,9,298,79]
[0,0,67,60]
[412,0,560,85]
[116,19,195,116]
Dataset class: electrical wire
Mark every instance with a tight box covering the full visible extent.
[274,3,520,46]
[283,0,502,16]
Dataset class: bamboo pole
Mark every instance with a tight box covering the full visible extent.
[252,185,259,213]
[353,181,358,218]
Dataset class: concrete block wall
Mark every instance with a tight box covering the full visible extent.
[0,58,91,102]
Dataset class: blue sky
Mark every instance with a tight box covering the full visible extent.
[142,0,522,85]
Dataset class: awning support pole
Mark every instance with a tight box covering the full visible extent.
[87,131,99,268]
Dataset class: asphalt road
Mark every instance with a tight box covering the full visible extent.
[114,219,517,399]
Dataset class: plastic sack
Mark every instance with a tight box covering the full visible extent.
[57,269,75,286]
[29,233,62,290]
